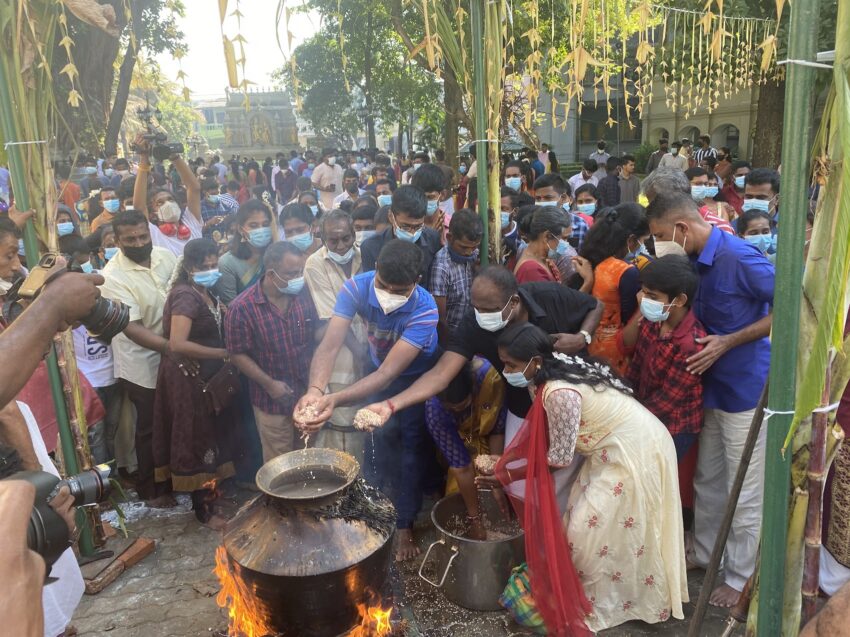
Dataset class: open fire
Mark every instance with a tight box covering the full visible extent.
[214,545,396,637]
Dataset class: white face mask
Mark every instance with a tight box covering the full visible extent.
[474,297,514,332]
[158,200,182,223]
[653,226,688,258]
[327,156,336,166]
[374,285,410,314]
[327,246,354,265]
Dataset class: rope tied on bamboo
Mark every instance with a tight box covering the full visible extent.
[776,59,834,70]
[762,401,841,422]
[3,139,47,150]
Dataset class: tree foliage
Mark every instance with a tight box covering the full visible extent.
[275,0,441,149]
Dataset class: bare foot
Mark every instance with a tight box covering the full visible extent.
[467,518,487,541]
[202,514,228,531]
[709,583,741,608]
[395,528,421,562]
[146,494,177,509]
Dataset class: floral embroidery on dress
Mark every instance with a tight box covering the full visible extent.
[659,609,670,621]
[623,516,635,528]
[600,448,609,463]
[644,575,656,587]
[622,600,633,611]
[612,481,624,497]
[587,515,599,528]
[634,545,646,558]
[611,571,623,582]
[597,545,609,557]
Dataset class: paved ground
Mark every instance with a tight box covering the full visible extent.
[73,494,731,637]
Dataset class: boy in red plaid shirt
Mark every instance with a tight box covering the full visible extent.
[620,254,706,460]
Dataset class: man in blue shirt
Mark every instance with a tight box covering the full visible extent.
[294,239,440,561]
[647,191,774,609]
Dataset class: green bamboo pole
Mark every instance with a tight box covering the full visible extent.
[756,0,820,633]
[470,0,490,266]
[0,53,95,556]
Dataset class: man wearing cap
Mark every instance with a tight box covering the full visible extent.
[311,148,344,211]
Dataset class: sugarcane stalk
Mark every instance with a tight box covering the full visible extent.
[801,368,832,622]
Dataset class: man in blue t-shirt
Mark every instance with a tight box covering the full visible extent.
[647,191,774,609]
[294,239,439,561]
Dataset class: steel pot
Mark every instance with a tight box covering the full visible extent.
[418,490,525,611]
[222,449,396,636]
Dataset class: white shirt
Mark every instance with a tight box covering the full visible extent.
[658,152,689,172]
[568,172,598,194]
[150,209,202,257]
[310,162,344,210]
[17,401,85,637]
[72,326,115,388]
[588,150,610,180]
[333,189,365,207]
[100,247,177,389]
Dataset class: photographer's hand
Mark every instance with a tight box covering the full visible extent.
[47,485,76,538]
[0,481,46,637]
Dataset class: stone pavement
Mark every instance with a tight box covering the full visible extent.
[73,498,731,637]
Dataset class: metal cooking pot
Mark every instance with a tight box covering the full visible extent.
[222,448,396,636]
[418,491,525,611]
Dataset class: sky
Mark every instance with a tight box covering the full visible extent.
[157,1,319,100]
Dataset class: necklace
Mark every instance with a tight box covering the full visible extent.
[191,284,223,332]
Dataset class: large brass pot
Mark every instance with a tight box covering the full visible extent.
[222,449,395,636]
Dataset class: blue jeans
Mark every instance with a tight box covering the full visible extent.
[363,374,432,529]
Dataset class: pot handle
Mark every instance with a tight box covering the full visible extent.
[418,539,460,588]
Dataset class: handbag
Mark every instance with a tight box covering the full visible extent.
[499,563,547,634]
[199,362,240,415]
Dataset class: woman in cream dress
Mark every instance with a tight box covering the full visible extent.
[482,322,687,634]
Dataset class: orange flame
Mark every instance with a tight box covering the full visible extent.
[349,594,393,637]
[214,545,276,637]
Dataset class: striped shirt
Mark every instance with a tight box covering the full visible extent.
[333,271,439,377]
[224,282,317,415]
[429,246,476,332]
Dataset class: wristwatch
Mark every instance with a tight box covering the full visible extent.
[579,330,592,345]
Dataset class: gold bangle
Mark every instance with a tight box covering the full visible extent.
[137,165,151,173]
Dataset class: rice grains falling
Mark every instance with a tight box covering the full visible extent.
[474,454,499,475]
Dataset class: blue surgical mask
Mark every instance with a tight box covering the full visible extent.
[459,165,467,175]
[247,226,273,248]
[426,200,439,216]
[690,186,706,201]
[505,177,522,191]
[742,198,770,213]
[104,247,119,260]
[327,247,354,265]
[734,175,746,189]
[103,199,120,213]
[501,212,511,229]
[104,168,115,177]
[627,242,650,262]
[287,232,314,252]
[80,261,94,274]
[309,205,319,217]
[356,230,375,243]
[279,275,304,295]
[377,194,392,207]
[207,194,221,205]
[57,222,75,236]
[395,225,422,243]
[744,233,772,254]
[537,200,558,208]
[548,237,570,259]
[576,203,596,215]
[85,166,97,175]
[307,163,315,169]
[503,360,533,388]
[192,268,222,288]
[640,297,672,323]
[17,239,25,256]
[703,186,719,199]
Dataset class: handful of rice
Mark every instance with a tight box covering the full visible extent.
[294,403,320,424]
[353,408,384,431]
[474,454,499,475]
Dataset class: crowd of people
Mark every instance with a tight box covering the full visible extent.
[0,129,837,636]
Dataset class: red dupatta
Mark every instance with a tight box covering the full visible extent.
[495,385,592,636]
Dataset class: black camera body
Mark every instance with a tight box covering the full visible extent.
[5,464,112,569]
[1,253,129,343]
[129,101,185,161]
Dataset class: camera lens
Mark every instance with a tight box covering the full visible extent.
[65,464,112,506]
[83,297,130,344]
